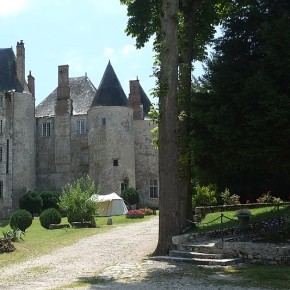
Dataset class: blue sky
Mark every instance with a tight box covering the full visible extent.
[0,0,204,106]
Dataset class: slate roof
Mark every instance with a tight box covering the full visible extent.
[36,76,97,117]
[0,48,23,92]
[139,83,152,117]
[91,61,129,107]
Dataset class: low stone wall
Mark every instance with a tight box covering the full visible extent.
[215,241,290,265]
[195,202,290,221]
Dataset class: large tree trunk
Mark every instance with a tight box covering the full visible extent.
[178,0,201,230]
[154,0,181,256]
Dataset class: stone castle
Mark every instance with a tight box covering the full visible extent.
[0,41,158,218]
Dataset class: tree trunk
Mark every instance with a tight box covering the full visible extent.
[154,0,180,256]
[178,0,201,230]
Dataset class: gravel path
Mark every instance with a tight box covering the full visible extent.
[0,216,265,290]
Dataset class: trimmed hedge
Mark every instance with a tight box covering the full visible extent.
[10,209,33,232]
[39,208,62,229]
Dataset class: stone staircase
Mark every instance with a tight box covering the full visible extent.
[152,240,241,266]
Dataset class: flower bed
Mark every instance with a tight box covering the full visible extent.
[126,210,145,219]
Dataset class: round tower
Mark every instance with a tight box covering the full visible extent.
[88,62,135,195]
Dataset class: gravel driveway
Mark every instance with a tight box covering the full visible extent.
[0,216,264,290]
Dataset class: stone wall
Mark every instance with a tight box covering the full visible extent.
[133,119,158,208]
[88,106,135,195]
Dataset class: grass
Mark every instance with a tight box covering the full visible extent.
[0,214,156,268]
[193,205,290,233]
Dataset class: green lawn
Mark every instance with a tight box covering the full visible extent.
[0,215,155,268]
[194,205,290,233]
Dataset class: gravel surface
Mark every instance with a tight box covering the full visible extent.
[0,216,265,290]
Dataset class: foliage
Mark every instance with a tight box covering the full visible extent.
[19,191,43,216]
[220,188,240,205]
[10,209,33,232]
[192,184,217,208]
[39,208,62,229]
[121,187,140,206]
[59,175,98,224]
[256,191,283,204]
[2,228,24,242]
[126,210,145,219]
[191,0,290,201]
[39,191,60,211]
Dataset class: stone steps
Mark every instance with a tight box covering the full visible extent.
[151,240,241,266]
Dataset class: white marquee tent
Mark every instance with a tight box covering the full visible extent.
[90,192,128,216]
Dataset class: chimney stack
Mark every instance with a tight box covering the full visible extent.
[129,79,143,120]
[27,71,35,99]
[57,65,70,100]
[16,40,25,88]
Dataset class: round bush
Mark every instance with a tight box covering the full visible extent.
[39,208,62,229]
[39,191,60,210]
[19,191,43,216]
[10,209,33,232]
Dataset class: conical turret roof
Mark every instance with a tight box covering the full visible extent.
[91,61,129,107]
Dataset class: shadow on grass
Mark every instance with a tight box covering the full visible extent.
[67,261,290,290]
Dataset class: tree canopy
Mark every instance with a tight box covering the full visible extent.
[192,0,290,201]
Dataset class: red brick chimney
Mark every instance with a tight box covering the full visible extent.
[27,71,35,99]
[16,40,25,88]
[129,79,143,120]
[57,65,70,100]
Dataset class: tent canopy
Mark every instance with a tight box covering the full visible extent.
[90,192,128,216]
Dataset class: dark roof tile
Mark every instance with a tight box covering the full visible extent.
[91,61,129,107]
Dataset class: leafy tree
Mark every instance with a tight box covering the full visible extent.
[121,187,139,206]
[192,0,290,201]
[59,175,98,224]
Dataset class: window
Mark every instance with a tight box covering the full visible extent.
[42,122,51,137]
[0,180,3,198]
[149,179,159,198]
[113,159,119,166]
[0,95,3,108]
[121,178,129,192]
[101,117,106,125]
[81,153,89,164]
[77,119,85,135]
[0,120,3,135]
[0,146,2,162]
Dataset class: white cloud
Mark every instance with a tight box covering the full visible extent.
[0,0,29,16]
[122,44,136,57]
[104,48,114,58]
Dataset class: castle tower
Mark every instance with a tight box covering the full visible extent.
[54,65,72,188]
[0,41,36,216]
[88,61,135,195]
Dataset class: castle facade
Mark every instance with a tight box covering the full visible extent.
[0,41,158,218]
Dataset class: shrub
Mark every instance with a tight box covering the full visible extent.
[220,188,240,205]
[256,191,283,204]
[192,184,217,208]
[10,209,33,232]
[121,187,139,206]
[59,175,98,224]
[39,191,60,211]
[39,208,62,229]
[2,229,24,242]
[19,191,43,216]
[126,210,145,219]
[139,208,154,215]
